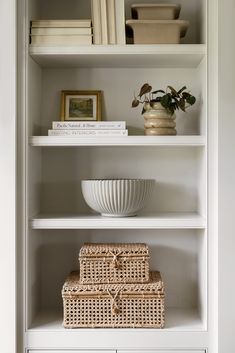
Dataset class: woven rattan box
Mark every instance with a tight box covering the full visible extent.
[79,243,150,284]
[62,270,165,328]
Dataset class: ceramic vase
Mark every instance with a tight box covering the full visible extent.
[143,102,177,135]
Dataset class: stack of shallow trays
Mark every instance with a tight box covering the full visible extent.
[126,3,189,44]
[62,243,165,328]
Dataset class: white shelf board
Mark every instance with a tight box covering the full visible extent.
[29,308,204,331]
[26,308,207,349]
[31,213,206,229]
[30,135,206,147]
[29,44,206,68]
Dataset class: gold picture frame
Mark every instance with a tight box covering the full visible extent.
[60,90,102,121]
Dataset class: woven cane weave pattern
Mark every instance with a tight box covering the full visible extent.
[62,271,165,328]
[80,257,150,284]
[79,243,149,256]
[79,243,150,284]
[63,297,164,328]
[63,271,164,294]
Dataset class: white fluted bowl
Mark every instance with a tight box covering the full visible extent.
[81,179,154,217]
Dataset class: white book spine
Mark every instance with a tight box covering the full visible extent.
[107,0,116,44]
[100,0,108,44]
[30,35,92,45]
[48,129,128,136]
[31,20,92,28]
[91,0,102,44]
[31,27,92,35]
[52,121,126,130]
[115,0,126,44]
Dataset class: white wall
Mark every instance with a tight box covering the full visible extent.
[0,0,16,352]
[218,0,235,351]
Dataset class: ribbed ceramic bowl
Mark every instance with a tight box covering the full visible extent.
[81,179,154,217]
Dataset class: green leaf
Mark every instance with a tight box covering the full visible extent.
[167,86,178,97]
[178,98,186,112]
[131,98,139,107]
[177,86,187,95]
[182,92,190,99]
[186,95,196,105]
[173,99,179,109]
[138,83,152,97]
[160,94,171,108]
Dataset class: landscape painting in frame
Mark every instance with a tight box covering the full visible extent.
[61,90,102,121]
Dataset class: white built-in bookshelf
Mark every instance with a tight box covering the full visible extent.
[18,0,218,352]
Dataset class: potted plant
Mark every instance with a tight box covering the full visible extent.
[132,83,196,135]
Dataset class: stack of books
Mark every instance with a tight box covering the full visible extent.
[30,19,93,45]
[91,0,126,44]
[48,121,128,136]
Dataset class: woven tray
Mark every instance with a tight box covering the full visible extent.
[62,271,165,328]
[79,243,150,284]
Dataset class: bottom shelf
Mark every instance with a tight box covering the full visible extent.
[26,308,208,349]
[29,307,204,332]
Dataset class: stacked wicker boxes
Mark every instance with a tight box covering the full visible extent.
[62,243,165,328]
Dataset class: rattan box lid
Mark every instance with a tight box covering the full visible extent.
[62,271,164,297]
[79,243,149,258]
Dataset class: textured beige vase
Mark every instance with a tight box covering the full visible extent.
[143,102,177,136]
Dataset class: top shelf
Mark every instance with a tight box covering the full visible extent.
[29,44,206,68]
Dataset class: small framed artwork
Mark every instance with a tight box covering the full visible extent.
[60,90,102,121]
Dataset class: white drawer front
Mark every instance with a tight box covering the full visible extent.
[120,351,205,353]
[28,351,116,353]
[29,350,205,353]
